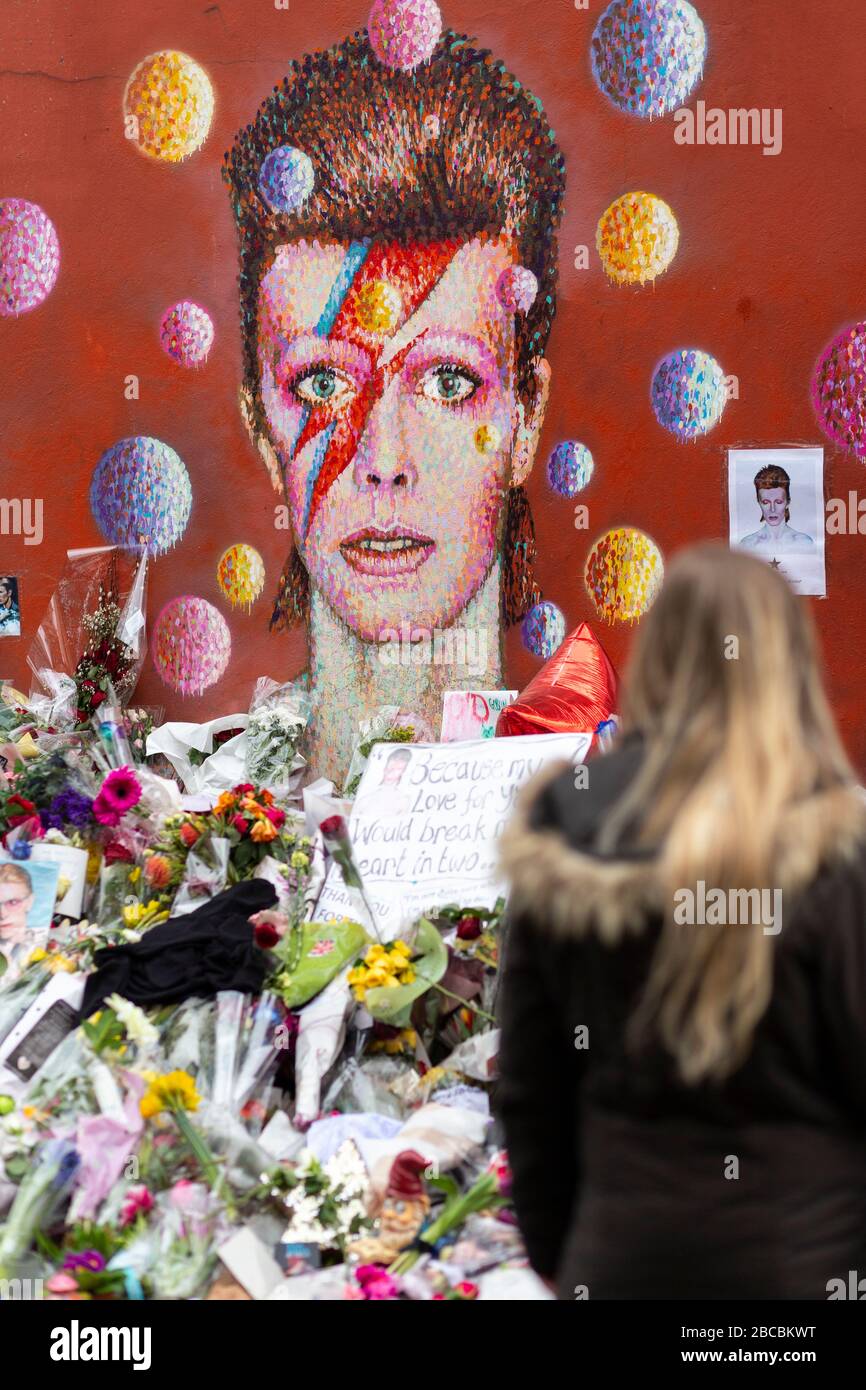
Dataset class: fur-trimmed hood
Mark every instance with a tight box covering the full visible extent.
[499,744,866,943]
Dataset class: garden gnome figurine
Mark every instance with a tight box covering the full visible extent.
[348,1150,431,1264]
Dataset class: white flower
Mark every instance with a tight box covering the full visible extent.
[105,993,159,1049]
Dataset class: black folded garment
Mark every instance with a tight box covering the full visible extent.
[79,879,279,1021]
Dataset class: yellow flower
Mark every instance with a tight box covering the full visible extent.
[398,968,416,985]
[290,851,310,871]
[129,867,142,885]
[347,967,366,986]
[28,947,48,964]
[140,1069,201,1119]
[85,845,102,884]
[122,903,144,927]
[365,945,387,965]
[45,955,76,974]
[363,968,390,990]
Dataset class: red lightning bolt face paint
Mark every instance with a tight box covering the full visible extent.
[294,240,461,536]
[257,233,523,648]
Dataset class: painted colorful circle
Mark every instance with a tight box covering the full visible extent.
[597,192,679,285]
[651,348,727,440]
[0,200,60,316]
[585,527,664,625]
[217,544,266,609]
[496,266,539,314]
[152,596,231,696]
[548,442,595,497]
[368,0,442,71]
[591,0,707,118]
[355,279,403,335]
[522,601,567,659]
[90,437,192,556]
[812,321,866,459]
[124,51,214,162]
[258,146,316,215]
[160,301,214,367]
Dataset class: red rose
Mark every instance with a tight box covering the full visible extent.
[233,783,255,795]
[319,814,347,838]
[104,840,135,864]
[6,794,38,828]
[254,922,280,950]
[265,806,286,828]
[231,814,249,835]
[456,914,482,941]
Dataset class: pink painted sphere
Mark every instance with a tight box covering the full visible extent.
[496,266,539,315]
[812,321,866,459]
[368,0,442,71]
[152,596,231,696]
[0,199,60,316]
[160,301,214,367]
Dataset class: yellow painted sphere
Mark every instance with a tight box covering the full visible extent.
[584,527,664,624]
[124,51,214,163]
[217,543,266,610]
[596,192,679,286]
[355,280,403,335]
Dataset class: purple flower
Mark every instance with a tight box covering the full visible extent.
[42,788,94,831]
[63,1249,106,1273]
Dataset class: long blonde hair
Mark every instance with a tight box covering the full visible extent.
[603,543,861,1083]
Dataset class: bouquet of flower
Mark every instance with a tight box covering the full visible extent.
[274,1141,372,1259]
[245,679,310,789]
[27,547,148,731]
[150,785,313,892]
[343,706,431,798]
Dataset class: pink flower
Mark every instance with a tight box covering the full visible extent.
[355,1265,400,1300]
[92,794,122,827]
[455,1280,479,1299]
[343,1284,366,1300]
[46,1272,79,1296]
[309,939,335,957]
[99,765,142,810]
[120,1183,154,1227]
[265,806,286,828]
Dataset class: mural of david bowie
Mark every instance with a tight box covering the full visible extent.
[223,28,566,784]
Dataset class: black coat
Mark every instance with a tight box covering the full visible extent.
[496,736,866,1300]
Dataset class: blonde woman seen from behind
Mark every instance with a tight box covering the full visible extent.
[497,543,866,1300]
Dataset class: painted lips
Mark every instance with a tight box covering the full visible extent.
[340,526,435,577]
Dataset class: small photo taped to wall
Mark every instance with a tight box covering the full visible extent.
[0,576,21,636]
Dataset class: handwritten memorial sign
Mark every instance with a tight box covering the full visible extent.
[315,732,591,937]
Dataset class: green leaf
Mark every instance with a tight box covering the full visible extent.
[364,916,448,1027]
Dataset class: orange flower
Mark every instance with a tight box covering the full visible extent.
[214,792,237,815]
[240,796,263,816]
[145,854,172,889]
[259,789,275,806]
[250,818,278,843]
